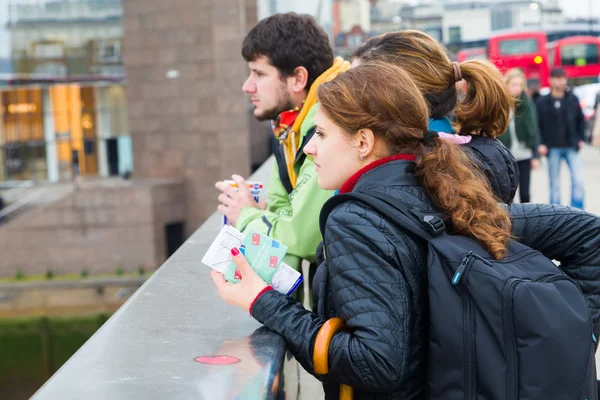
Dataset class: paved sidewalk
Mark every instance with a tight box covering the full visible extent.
[527,146,600,215]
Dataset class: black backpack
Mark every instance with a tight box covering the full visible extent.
[321,191,598,400]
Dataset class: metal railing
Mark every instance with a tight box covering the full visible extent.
[31,157,295,400]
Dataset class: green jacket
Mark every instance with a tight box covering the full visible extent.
[236,104,335,271]
[499,92,539,151]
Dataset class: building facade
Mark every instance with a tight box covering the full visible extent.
[2,0,131,183]
[0,0,258,277]
[373,0,564,44]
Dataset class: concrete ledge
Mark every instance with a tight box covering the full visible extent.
[31,158,294,399]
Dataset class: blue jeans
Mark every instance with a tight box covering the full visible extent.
[548,147,585,209]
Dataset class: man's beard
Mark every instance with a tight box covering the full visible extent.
[254,89,294,122]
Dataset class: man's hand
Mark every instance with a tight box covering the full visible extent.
[538,144,548,156]
[578,140,584,150]
[531,159,540,170]
[215,175,261,226]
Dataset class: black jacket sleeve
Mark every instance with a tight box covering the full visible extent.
[251,205,419,392]
[536,97,547,146]
[526,97,541,158]
[509,203,600,338]
[575,97,586,143]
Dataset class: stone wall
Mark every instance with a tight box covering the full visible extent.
[123,0,258,235]
[0,179,184,276]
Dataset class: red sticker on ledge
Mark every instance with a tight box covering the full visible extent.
[194,355,241,365]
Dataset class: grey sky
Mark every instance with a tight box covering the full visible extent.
[0,0,598,58]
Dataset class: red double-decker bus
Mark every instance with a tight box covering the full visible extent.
[547,36,600,86]
[487,32,549,89]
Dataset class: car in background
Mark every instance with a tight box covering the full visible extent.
[572,82,600,143]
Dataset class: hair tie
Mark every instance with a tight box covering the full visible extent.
[421,130,439,145]
[438,131,472,145]
[451,61,463,82]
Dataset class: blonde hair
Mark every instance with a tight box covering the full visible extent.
[504,68,527,90]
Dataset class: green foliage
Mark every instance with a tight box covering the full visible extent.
[14,269,24,281]
[45,269,54,280]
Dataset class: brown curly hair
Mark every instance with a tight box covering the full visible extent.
[318,63,511,259]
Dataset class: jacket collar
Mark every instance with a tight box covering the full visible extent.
[339,154,416,194]
[428,117,454,133]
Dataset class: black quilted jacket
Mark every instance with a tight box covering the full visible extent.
[250,160,600,400]
[465,135,519,204]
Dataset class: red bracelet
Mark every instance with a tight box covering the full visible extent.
[249,285,273,314]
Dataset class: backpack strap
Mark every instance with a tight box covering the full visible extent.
[320,191,446,243]
[273,127,317,195]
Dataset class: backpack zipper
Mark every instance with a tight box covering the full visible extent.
[453,253,478,399]
[496,249,537,264]
[503,279,520,400]
[453,253,472,285]
[464,293,477,400]
[452,252,483,285]
[537,275,569,284]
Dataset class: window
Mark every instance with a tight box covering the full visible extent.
[448,26,461,45]
[97,40,122,63]
[491,9,513,31]
[33,42,65,59]
[560,44,599,66]
[499,38,539,55]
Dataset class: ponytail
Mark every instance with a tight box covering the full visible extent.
[454,60,515,138]
[416,137,511,259]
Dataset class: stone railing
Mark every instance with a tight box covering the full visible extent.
[31,157,297,399]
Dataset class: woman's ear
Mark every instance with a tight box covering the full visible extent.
[353,128,376,158]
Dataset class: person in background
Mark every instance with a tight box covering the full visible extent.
[215,13,349,274]
[536,67,586,209]
[592,88,600,147]
[499,68,540,203]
